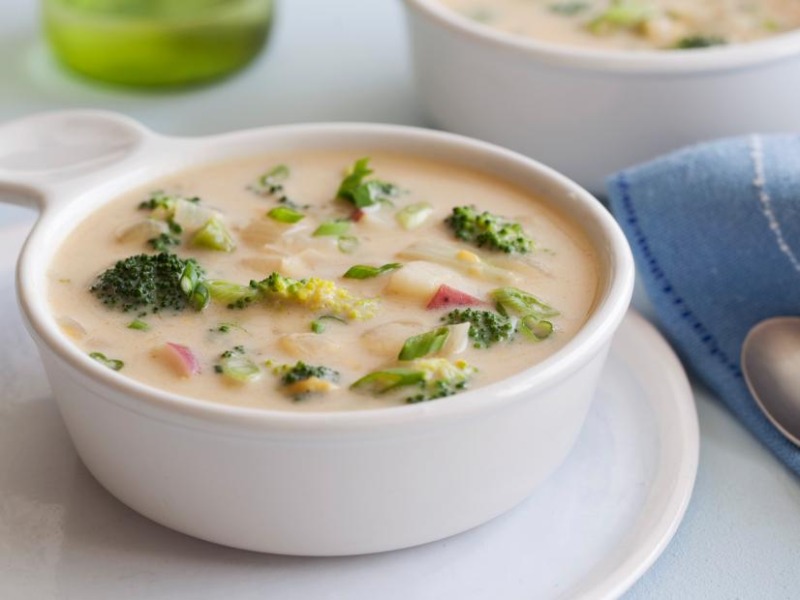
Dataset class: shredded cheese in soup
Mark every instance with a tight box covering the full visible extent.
[441,0,800,50]
[48,151,599,412]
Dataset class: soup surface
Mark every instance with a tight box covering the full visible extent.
[49,151,599,412]
[440,0,800,50]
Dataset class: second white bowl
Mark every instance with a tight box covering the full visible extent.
[403,0,800,194]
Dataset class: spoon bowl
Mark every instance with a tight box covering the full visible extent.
[741,316,800,447]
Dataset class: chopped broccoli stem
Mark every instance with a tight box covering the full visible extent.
[206,280,260,309]
[90,252,208,313]
[192,217,236,252]
[445,205,533,254]
[441,308,514,348]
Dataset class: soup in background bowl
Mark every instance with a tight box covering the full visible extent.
[403,0,800,194]
[2,111,633,555]
[441,0,800,50]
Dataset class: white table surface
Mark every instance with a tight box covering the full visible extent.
[1,1,799,598]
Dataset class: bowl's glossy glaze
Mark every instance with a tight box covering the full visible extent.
[0,111,634,555]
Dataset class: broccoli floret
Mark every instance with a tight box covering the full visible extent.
[206,272,377,319]
[273,361,341,401]
[442,308,515,348]
[260,272,379,319]
[445,205,533,254]
[90,252,209,313]
[280,361,341,386]
[674,35,726,49]
[351,358,477,404]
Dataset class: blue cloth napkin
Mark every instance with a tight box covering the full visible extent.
[607,134,800,476]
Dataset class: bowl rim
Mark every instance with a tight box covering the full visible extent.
[403,0,800,73]
[18,120,634,433]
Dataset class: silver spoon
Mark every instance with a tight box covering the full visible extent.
[741,317,800,447]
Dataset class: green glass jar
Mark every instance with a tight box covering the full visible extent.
[42,0,274,87]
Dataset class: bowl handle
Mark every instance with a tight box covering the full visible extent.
[0,110,155,211]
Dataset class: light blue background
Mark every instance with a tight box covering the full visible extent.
[1,0,799,597]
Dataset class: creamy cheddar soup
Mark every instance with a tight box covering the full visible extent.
[441,0,800,50]
[49,151,599,412]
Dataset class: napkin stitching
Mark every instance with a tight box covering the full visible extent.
[614,172,742,378]
[749,134,800,273]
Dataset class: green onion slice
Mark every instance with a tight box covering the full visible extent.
[492,287,559,319]
[350,368,426,394]
[127,319,149,331]
[267,206,305,224]
[313,220,351,237]
[343,263,402,279]
[519,316,554,341]
[179,261,209,310]
[398,326,450,361]
[89,352,124,371]
[189,282,210,311]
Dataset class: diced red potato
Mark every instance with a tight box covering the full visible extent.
[426,284,487,310]
[160,342,201,377]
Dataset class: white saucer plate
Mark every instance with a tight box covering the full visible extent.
[0,221,698,600]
